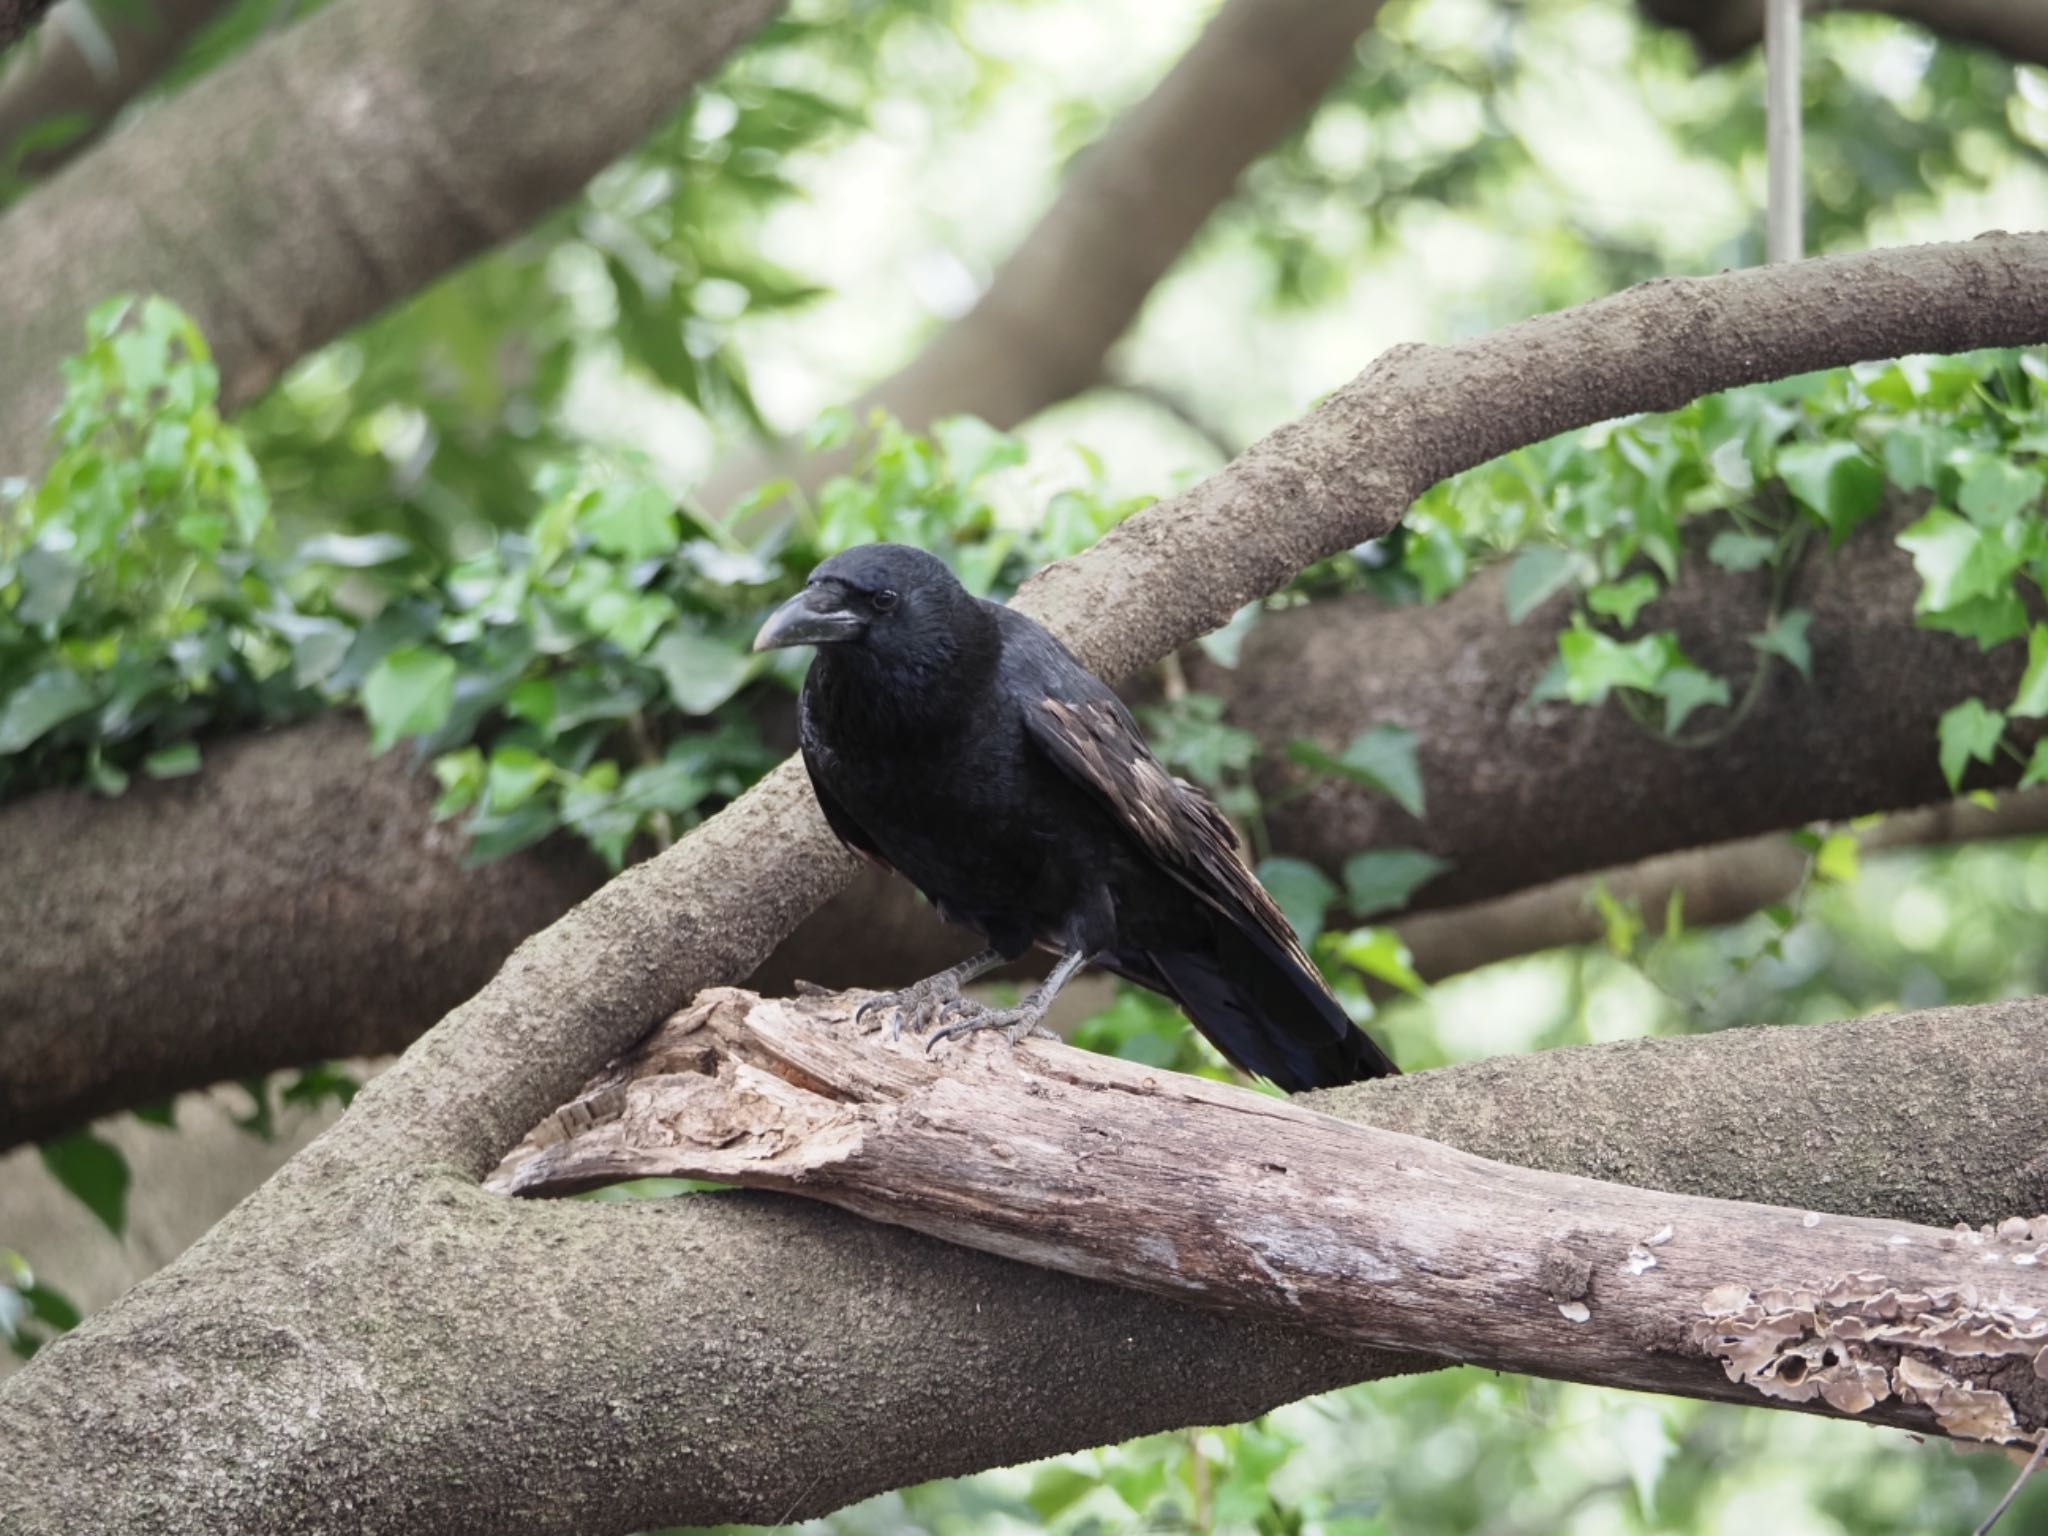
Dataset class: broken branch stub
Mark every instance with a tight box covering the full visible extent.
[492,989,2048,1445]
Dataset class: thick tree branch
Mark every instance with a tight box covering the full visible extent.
[497,989,2048,1446]
[6,235,2048,1532]
[0,0,781,476]
[0,492,2031,1143]
[0,0,231,183]
[2,1002,2044,1533]
[695,0,1388,520]
[1639,0,2048,65]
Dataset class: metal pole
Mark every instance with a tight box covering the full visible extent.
[1765,0,1804,263]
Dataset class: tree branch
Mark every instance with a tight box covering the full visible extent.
[495,988,2048,1446]
[0,0,782,476]
[6,234,2048,1532]
[0,0,232,184]
[1638,0,2048,65]
[694,0,1388,521]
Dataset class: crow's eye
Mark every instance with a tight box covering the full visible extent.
[872,589,900,613]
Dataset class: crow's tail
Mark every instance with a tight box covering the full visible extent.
[1104,922,1398,1092]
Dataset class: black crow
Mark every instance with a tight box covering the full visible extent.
[752,542,1399,1090]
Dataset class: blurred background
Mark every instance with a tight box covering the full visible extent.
[4,0,2048,1530]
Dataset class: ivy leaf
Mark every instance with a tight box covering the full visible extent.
[1255,857,1338,947]
[1957,458,2044,528]
[362,646,457,753]
[1881,426,1943,492]
[651,630,757,716]
[1342,848,1452,919]
[1329,926,1425,996]
[1936,698,2006,791]
[2012,626,2048,719]
[1814,831,1860,885]
[1655,666,1732,734]
[485,746,554,813]
[1706,531,1775,573]
[1748,608,1814,680]
[15,545,82,625]
[1557,627,1670,702]
[583,485,680,562]
[0,669,96,754]
[1897,507,2014,613]
[39,1131,130,1237]
[142,742,202,779]
[2021,740,2048,790]
[1287,725,1426,818]
[1586,573,1659,628]
[1502,546,1578,624]
[1777,441,1884,543]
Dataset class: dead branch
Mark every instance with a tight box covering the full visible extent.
[496,988,2048,1447]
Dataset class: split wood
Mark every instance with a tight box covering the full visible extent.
[490,988,2048,1446]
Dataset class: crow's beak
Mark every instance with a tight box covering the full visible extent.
[752,587,867,652]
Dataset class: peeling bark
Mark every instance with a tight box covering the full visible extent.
[0,0,781,476]
[496,988,2048,1445]
[6,237,2048,1533]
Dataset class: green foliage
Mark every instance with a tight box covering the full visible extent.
[0,1250,81,1364]
[37,1129,129,1237]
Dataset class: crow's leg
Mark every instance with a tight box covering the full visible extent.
[927,948,1091,1052]
[854,948,1005,1041]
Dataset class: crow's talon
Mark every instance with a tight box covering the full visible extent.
[925,999,1054,1052]
[857,978,967,1041]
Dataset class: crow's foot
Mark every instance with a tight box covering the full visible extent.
[925,997,1058,1051]
[855,976,968,1042]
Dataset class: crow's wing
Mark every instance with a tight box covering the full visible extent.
[995,610,1311,973]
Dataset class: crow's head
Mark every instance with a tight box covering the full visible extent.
[753,543,979,673]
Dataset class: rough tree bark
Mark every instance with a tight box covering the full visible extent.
[0,0,232,182]
[6,486,2032,1143]
[0,0,782,476]
[496,988,2048,1447]
[1640,0,2048,64]
[695,0,1391,522]
[2,235,2046,1535]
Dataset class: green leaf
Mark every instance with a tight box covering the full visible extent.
[2020,740,2048,790]
[430,747,485,817]
[1502,546,1578,624]
[1897,507,2015,613]
[142,742,202,779]
[1881,426,1942,492]
[362,646,457,753]
[1748,608,1814,680]
[39,1131,130,1237]
[583,485,680,562]
[0,669,96,754]
[933,415,1026,486]
[1958,457,2044,528]
[1329,926,1425,996]
[2012,626,2048,718]
[1255,857,1338,947]
[15,545,82,625]
[1936,698,2006,791]
[1777,441,1884,543]
[1588,880,1643,959]
[1586,573,1659,628]
[1655,666,1731,734]
[1814,831,1860,885]
[1706,531,1775,573]
[651,630,757,716]
[1557,627,1670,702]
[295,531,413,568]
[1342,848,1452,919]
[1287,725,1426,818]
[485,746,554,813]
